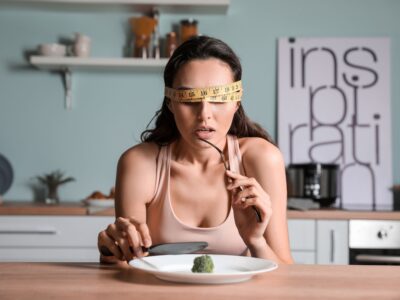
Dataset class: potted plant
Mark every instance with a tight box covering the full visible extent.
[36,170,75,204]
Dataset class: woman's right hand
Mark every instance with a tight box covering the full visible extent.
[97,217,152,263]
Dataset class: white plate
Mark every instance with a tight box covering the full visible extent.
[85,199,114,207]
[129,254,278,284]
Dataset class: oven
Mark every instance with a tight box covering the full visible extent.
[349,220,400,265]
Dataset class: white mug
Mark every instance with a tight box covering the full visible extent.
[38,43,66,57]
[73,33,91,57]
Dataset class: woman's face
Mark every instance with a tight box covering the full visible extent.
[169,58,239,147]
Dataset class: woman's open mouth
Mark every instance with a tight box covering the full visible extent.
[194,127,215,139]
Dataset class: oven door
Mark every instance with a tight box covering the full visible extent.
[349,249,400,265]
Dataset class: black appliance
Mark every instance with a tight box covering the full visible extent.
[286,163,339,207]
[0,153,13,197]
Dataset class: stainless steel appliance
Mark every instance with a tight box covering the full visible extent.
[349,220,400,265]
[286,163,339,207]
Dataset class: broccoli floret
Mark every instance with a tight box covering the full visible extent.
[191,255,214,273]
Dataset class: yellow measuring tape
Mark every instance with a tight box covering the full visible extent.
[165,81,243,103]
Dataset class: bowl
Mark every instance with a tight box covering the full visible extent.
[38,43,67,57]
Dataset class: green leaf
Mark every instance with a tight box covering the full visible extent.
[35,170,76,187]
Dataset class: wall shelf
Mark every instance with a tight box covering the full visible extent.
[30,56,168,71]
[30,56,168,110]
[17,0,229,109]
[0,0,230,14]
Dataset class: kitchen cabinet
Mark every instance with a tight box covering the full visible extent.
[0,212,350,263]
[288,219,316,264]
[288,219,350,265]
[316,220,349,264]
[0,216,113,262]
[4,216,314,263]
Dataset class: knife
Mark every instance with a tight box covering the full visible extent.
[100,241,208,257]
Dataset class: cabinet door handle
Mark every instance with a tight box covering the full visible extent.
[330,229,336,263]
[0,228,58,235]
[355,254,400,264]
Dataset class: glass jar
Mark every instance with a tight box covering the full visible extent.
[134,34,149,58]
[165,32,177,57]
[180,19,198,44]
[130,16,157,58]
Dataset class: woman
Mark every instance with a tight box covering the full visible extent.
[98,36,293,264]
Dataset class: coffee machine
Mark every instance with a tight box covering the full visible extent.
[286,163,339,207]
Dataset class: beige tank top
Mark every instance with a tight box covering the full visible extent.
[146,135,248,255]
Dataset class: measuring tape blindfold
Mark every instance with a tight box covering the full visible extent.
[165,81,243,103]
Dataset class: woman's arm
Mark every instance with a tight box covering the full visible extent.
[115,142,159,219]
[240,137,293,264]
[98,142,159,263]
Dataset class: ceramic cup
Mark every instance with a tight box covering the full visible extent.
[73,33,91,57]
[38,43,67,57]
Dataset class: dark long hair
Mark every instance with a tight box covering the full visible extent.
[140,36,273,145]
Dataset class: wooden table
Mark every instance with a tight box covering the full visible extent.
[0,263,399,300]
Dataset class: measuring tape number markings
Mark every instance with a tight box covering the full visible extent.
[165,81,243,103]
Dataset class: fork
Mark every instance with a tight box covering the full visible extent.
[199,138,262,223]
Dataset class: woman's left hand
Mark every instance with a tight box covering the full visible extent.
[226,170,272,246]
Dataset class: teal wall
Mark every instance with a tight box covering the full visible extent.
[1,0,399,202]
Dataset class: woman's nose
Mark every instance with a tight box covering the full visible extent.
[197,101,212,120]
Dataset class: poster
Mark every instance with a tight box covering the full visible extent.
[278,37,392,209]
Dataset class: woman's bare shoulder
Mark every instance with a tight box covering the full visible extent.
[115,142,160,216]
[118,142,160,168]
[238,137,284,168]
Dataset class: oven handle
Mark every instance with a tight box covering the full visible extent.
[354,254,400,264]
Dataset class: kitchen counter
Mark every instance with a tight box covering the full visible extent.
[1,201,399,220]
[0,201,113,216]
[287,209,400,220]
[0,262,399,300]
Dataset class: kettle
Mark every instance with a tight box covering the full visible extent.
[286,163,339,207]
